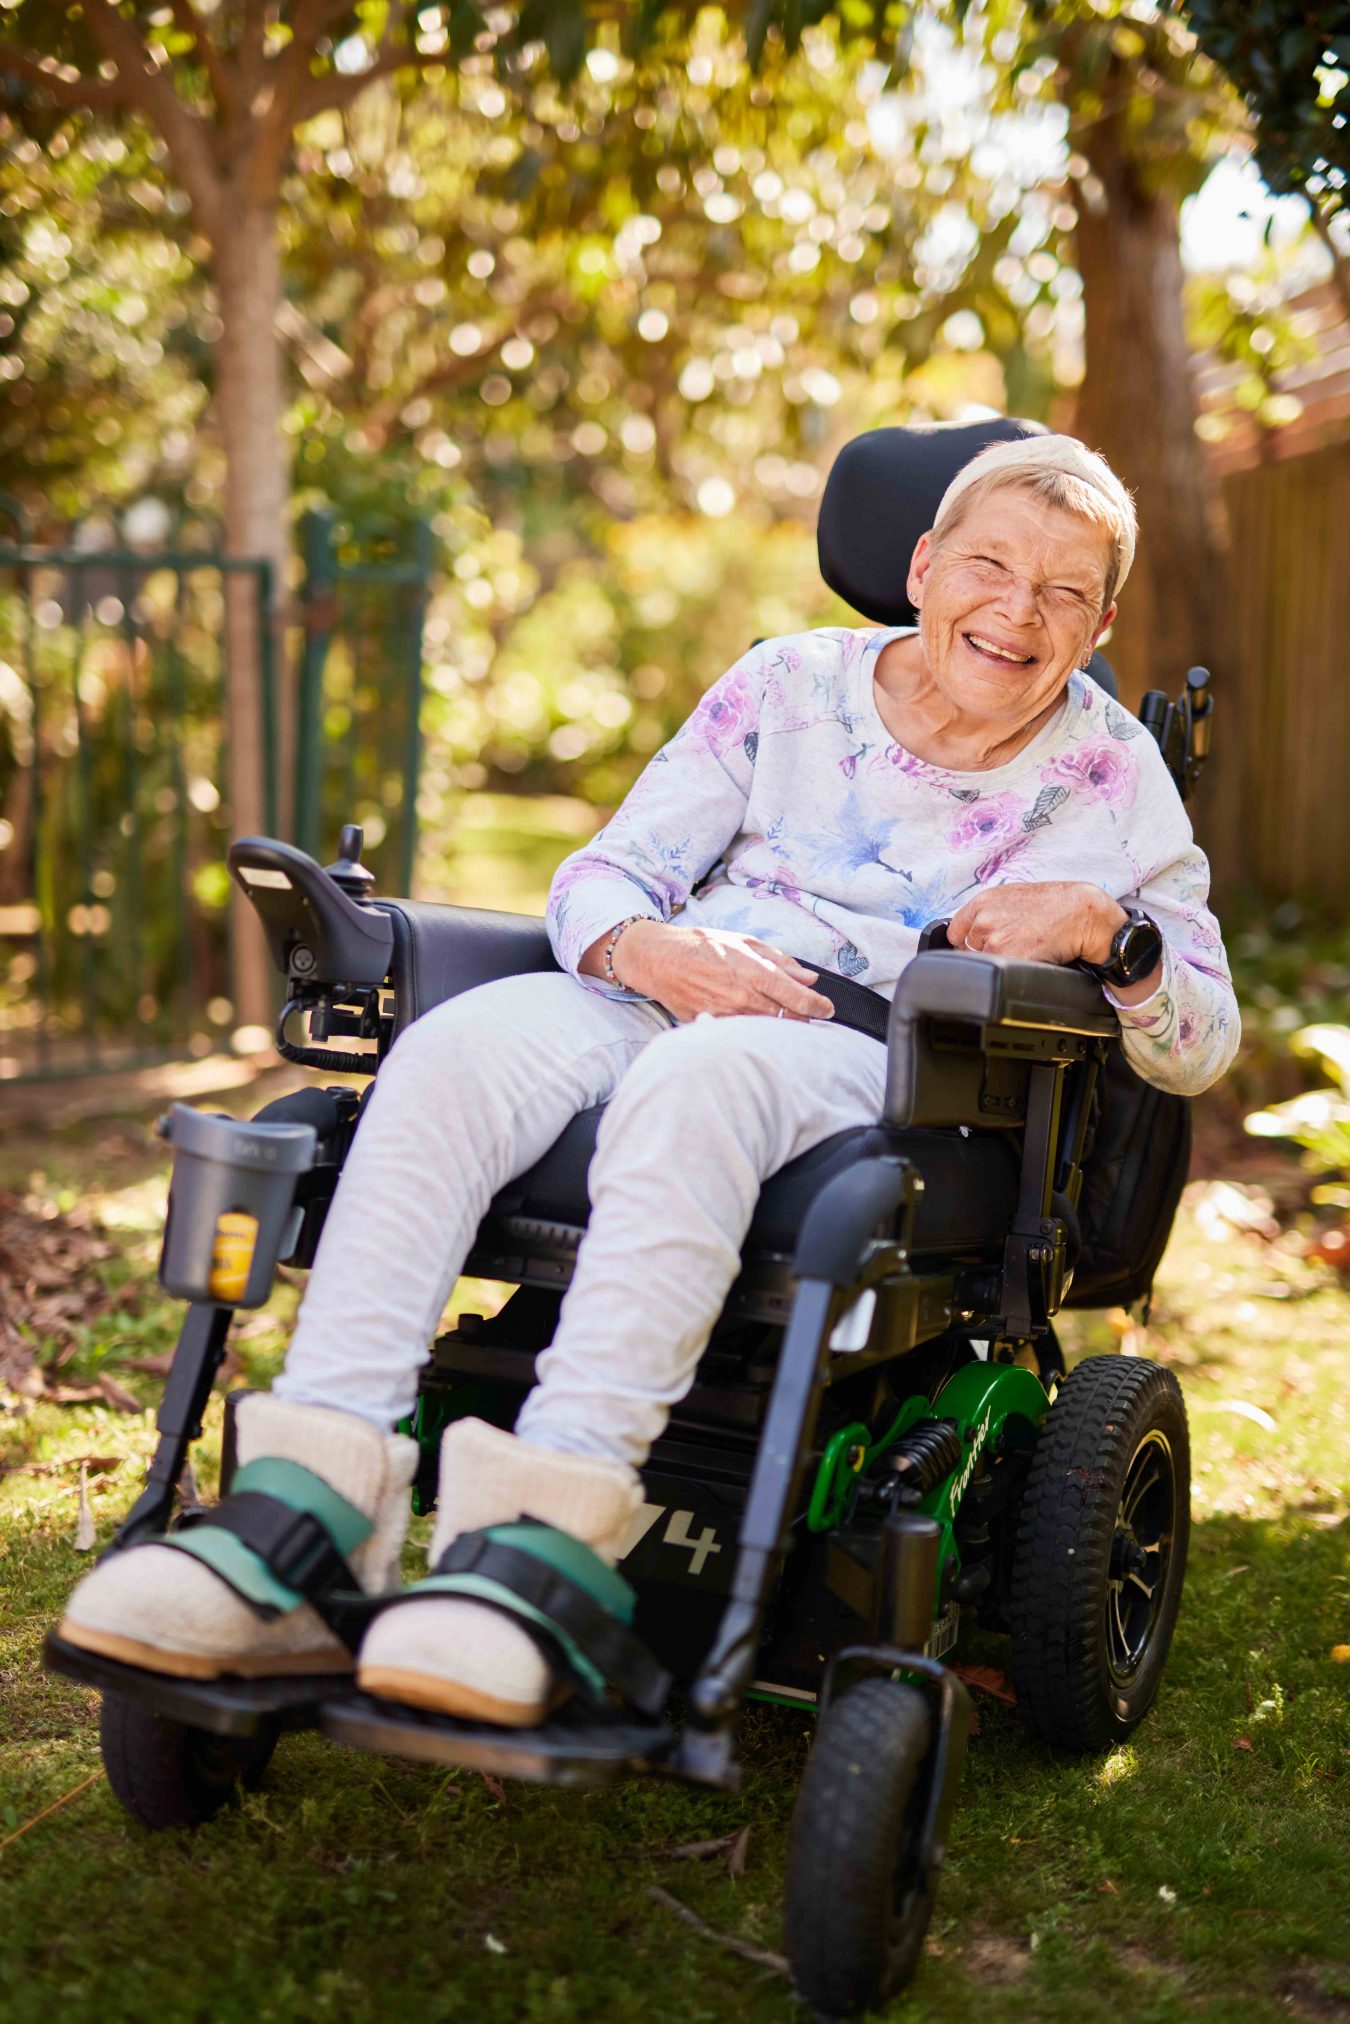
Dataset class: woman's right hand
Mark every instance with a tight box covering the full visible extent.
[599,920,836,1023]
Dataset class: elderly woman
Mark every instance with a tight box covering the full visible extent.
[61,435,1239,1728]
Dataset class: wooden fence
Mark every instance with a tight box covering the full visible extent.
[1104,438,1350,913]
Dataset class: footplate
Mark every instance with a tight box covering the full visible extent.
[322,1690,677,1786]
[42,1632,334,1739]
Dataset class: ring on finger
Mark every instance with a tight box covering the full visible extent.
[776,1006,785,1019]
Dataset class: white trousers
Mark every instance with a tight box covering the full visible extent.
[275,973,888,1468]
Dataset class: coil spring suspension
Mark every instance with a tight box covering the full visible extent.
[884,1419,963,1505]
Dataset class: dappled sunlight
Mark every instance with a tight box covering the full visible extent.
[1091,1744,1140,1795]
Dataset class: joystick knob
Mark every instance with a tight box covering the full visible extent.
[323,822,377,898]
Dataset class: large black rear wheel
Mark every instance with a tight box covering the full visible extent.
[785,1678,934,2018]
[1008,1355,1190,1753]
[100,1692,278,1830]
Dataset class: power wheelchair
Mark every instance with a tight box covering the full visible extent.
[45,419,1215,2017]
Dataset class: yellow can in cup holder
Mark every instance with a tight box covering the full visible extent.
[208,1211,260,1304]
[157,1104,318,1308]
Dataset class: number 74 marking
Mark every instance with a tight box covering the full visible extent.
[619,1502,723,1576]
[663,1508,722,1576]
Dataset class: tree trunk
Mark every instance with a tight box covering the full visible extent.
[213,199,289,1032]
[1071,85,1239,891]
[1072,103,1228,706]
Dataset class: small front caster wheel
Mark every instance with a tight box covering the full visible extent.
[100,1693,278,1829]
[1009,1354,1190,1753]
[784,1678,935,2018]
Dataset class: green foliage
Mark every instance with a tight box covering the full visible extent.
[1180,0,1350,214]
[1245,1024,1350,1188]
[1224,910,1350,1112]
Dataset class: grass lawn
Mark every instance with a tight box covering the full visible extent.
[3,1094,1347,2024]
[4,794,1348,2024]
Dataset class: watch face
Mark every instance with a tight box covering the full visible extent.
[1118,915,1162,981]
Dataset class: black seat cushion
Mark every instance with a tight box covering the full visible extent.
[491,1109,1019,1259]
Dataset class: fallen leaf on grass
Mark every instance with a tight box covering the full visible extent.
[1096,1879,1119,1896]
[726,1825,751,1879]
[5,1454,121,1479]
[1233,1736,1254,1752]
[125,1350,177,1377]
[46,1373,143,1414]
[479,1771,507,1804]
[483,1933,508,1956]
[1330,1645,1350,1664]
[0,1193,125,1397]
[951,1664,1017,1706]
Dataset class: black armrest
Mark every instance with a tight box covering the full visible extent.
[885,951,1118,1131]
[229,836,395,987]
[379,899,558,1032]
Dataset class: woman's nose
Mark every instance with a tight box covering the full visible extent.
[993,573,1039,622]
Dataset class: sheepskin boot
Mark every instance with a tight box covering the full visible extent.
[357,1417,642,1726]
[59,1395,417,1679]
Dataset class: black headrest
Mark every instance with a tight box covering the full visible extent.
[818,417,1043,626]
[817,417,1117,701]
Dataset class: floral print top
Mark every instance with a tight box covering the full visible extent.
[546,626,1239,1095]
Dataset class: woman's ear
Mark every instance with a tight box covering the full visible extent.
[1090,600,1118,650]
[908,530,935,609]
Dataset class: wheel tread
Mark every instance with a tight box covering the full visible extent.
[785,1678,934,2016]
[1008,1355,1189,1753]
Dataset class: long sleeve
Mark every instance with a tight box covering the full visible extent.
[1108,820,1240,1097]
[546,643,767,993]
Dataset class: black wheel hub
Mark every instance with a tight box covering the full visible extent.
[1106,1429,1176,1685]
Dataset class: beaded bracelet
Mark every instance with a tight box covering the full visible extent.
[602,914,648,986]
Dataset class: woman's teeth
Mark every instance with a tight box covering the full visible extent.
[965,632,1033,665]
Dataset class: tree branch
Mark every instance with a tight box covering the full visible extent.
[249,3,422,201]
[0,45,138,113]
[237,0,269,103]
[168,0,240,118]
[290,49,417,123]
[262,0,366,127]
[79,0,226,233]
[1308,198,1350,325]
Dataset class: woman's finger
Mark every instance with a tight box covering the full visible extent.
[760,971,835,1020]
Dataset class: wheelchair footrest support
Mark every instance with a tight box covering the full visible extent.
[321,1691,677,1787]
[42,1632,329,1739]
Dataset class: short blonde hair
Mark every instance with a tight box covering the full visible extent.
[931,434,1137,606]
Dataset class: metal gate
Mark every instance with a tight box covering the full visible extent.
[0,509,275,1085]
[0,503,434,1087]
[295,508,434,901]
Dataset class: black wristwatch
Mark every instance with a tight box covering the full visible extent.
[1080,906,1164,989]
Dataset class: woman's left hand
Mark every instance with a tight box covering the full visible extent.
[948,882,1127,966]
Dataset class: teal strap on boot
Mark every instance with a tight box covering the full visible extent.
[401,1522,671,1715]
[153,1457,374,1623]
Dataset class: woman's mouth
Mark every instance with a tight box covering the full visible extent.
[962,631,1036,668]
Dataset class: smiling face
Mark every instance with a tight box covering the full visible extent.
[905,483,1117,730]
